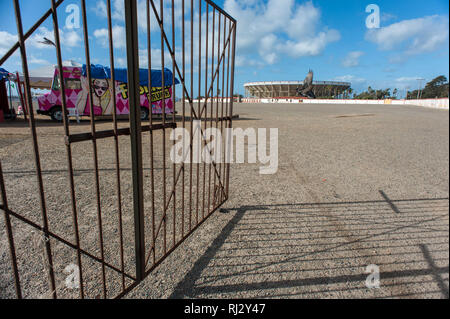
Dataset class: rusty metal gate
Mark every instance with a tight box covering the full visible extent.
[0,0,236,299]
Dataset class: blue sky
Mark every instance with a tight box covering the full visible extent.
[0,0,449,97]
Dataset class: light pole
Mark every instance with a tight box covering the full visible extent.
[416,78,425,99]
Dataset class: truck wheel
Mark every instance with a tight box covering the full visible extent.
[50,106,63,122]
[141,107,149,121]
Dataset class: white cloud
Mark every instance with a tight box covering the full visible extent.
[93,25,126,49]
[105,48,176,70]
[224,0,340,65]
[115,57,126,67]
[29,55,51,65]
[138,48,175,69]
[333,75,366,84]
[394,76,424,89]
[64,30,82,47]
[92,0,108,18]
[396,76,420,82]
[381,12,396,23]
[342,51,364,68]
[27,26,82,49]
[285,1,320,39]
[0,31,17,55]
[258,34,278,64]
[1,27,80,67]
[365,15,449,55]
[112,0,125,21]
[92,0,186,32]
[235,55,264,68]
[280,29,340,58]
[92,0,124,21]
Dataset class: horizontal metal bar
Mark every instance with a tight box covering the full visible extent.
[205,0,236,23]
[65,122,177,144]
[216,115,238,122]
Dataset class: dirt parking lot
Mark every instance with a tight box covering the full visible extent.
[0,102,448,299]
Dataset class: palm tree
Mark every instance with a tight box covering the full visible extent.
[392,88,398,99]
[348,88,353,99]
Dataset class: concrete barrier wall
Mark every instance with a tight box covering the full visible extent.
[188,97,234,103]
[391,98,449,110]
[242,98,261,103]
[241,98,449,110]
[302,99,384,105]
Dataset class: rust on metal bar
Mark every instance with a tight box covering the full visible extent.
[0,204,136,281]
[207,7,216,214]
[189,0,194,232]
[202,3,209,221]
[181,0,186,238]
[0,162,22,298]
[124,0,145,282]
[146,0,157,268]
[105,0,126,292]
[81,0,107,298]
[205,0,236,23]
[172,0,177,248]
[13,0,58,299]
[1,0,235,300]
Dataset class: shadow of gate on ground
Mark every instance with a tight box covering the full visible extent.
[171,192,449,299]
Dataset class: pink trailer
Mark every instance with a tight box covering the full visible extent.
[37,66,178,121]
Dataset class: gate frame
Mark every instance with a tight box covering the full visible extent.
[0,0,236,299]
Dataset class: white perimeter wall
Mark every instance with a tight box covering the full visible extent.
[241,98,449,110]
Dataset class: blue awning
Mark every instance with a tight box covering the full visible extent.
[82,64,179,87]
[0,68,11,81]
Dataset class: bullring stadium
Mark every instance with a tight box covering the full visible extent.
[244,80,351,99]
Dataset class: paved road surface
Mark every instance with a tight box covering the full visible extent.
[133,102,449,299]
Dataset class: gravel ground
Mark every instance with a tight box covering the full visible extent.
[0,102,448,299]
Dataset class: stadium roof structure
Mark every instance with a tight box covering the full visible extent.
[244,80,351,99]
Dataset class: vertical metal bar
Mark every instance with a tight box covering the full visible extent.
[213,12,221,207]
[147,0,156,267]
[196,0,201,225]
[202,3,209,220]
[13,0,57,299]
[224,19,231,197]
[124,0,145,282]
[48,2,85,298]
[160,0,167,255]
[80,0,107,298]
[219,13,226,203]
[219,16,227,202]
[171,0,176,248]
[189,0,193,232]
[51,0,81,299]
[181,0,186,238]
[226,20,237,198]
[106,0,125,291]
[0,162,22,299]
[207,8,215,214]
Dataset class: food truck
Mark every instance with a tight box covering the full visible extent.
[37,64,179,121]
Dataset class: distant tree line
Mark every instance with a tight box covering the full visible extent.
[351,75,449,100]
[353,87,395,100]
[407,75,449,99]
